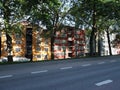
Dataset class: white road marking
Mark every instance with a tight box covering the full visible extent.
[60,67,72,70]
[95,80,113,86]
[98,62,105,64]
[110,60,116,63]
[31,70,48,74]
[81,64,91,67]
[0,75,13,79]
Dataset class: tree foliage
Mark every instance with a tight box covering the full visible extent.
[0,0,27,62]
[1,0,120,61]
[69,0,120,56]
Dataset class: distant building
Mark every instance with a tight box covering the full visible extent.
[85,31,120,56]
[101,32,120,56]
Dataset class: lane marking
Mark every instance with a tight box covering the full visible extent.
[60,67,72,70]
[98,62,105,64]
[31,70,48,74]
[0,75,13,79]
[95,79,113,86]
[110,60,116,63]
[81,64,91,67]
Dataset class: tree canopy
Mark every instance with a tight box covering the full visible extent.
[1,0,120,61]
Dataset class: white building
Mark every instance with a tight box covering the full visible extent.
[85,31,120,56]
[101,31,120,56]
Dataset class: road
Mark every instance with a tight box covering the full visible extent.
[0,56,120,90]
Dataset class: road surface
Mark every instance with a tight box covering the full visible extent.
[0,56,120,90]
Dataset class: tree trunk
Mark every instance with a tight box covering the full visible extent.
[51,35,55,60]
[3,0,13,62]
[89,0,97,56]
[98,33,101,56]
[0,36,1,57]
[106,28,112,56]
[6,33,13,62]
[89,28,96,56]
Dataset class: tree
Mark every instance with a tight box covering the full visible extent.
[98,0,120,55]
[25,0,73,59]
[70,0,99,56]
[0,0,26,62]
[70,0,120,56]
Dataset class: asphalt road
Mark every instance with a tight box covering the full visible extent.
[0,56,120,90]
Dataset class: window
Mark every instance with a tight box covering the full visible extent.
[41,54,45,57]
[55,39,60,44]
[80,47,84,50]
[37,55,41,58]
[75,35,79,38]
[15,33,21,39]
[36,39,41,44]
[16,48,21,52]
[61,34,67,37]
[80,35,83,38]
[54,46,59,50]
[44,48,48,52]
[36,46,41,51]
[61,40,66,44]
[45,40,49,45]
[16,41,22,44]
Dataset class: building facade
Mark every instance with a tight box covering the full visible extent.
[101,31,120,56]
[1,23,51,61]
[0,24,85,61]
[54,26,85,59]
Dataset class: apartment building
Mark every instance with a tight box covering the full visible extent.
[1,23,85,61]
[1,22,51,61]
[101,32,120,56]
[54,26,85,59]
